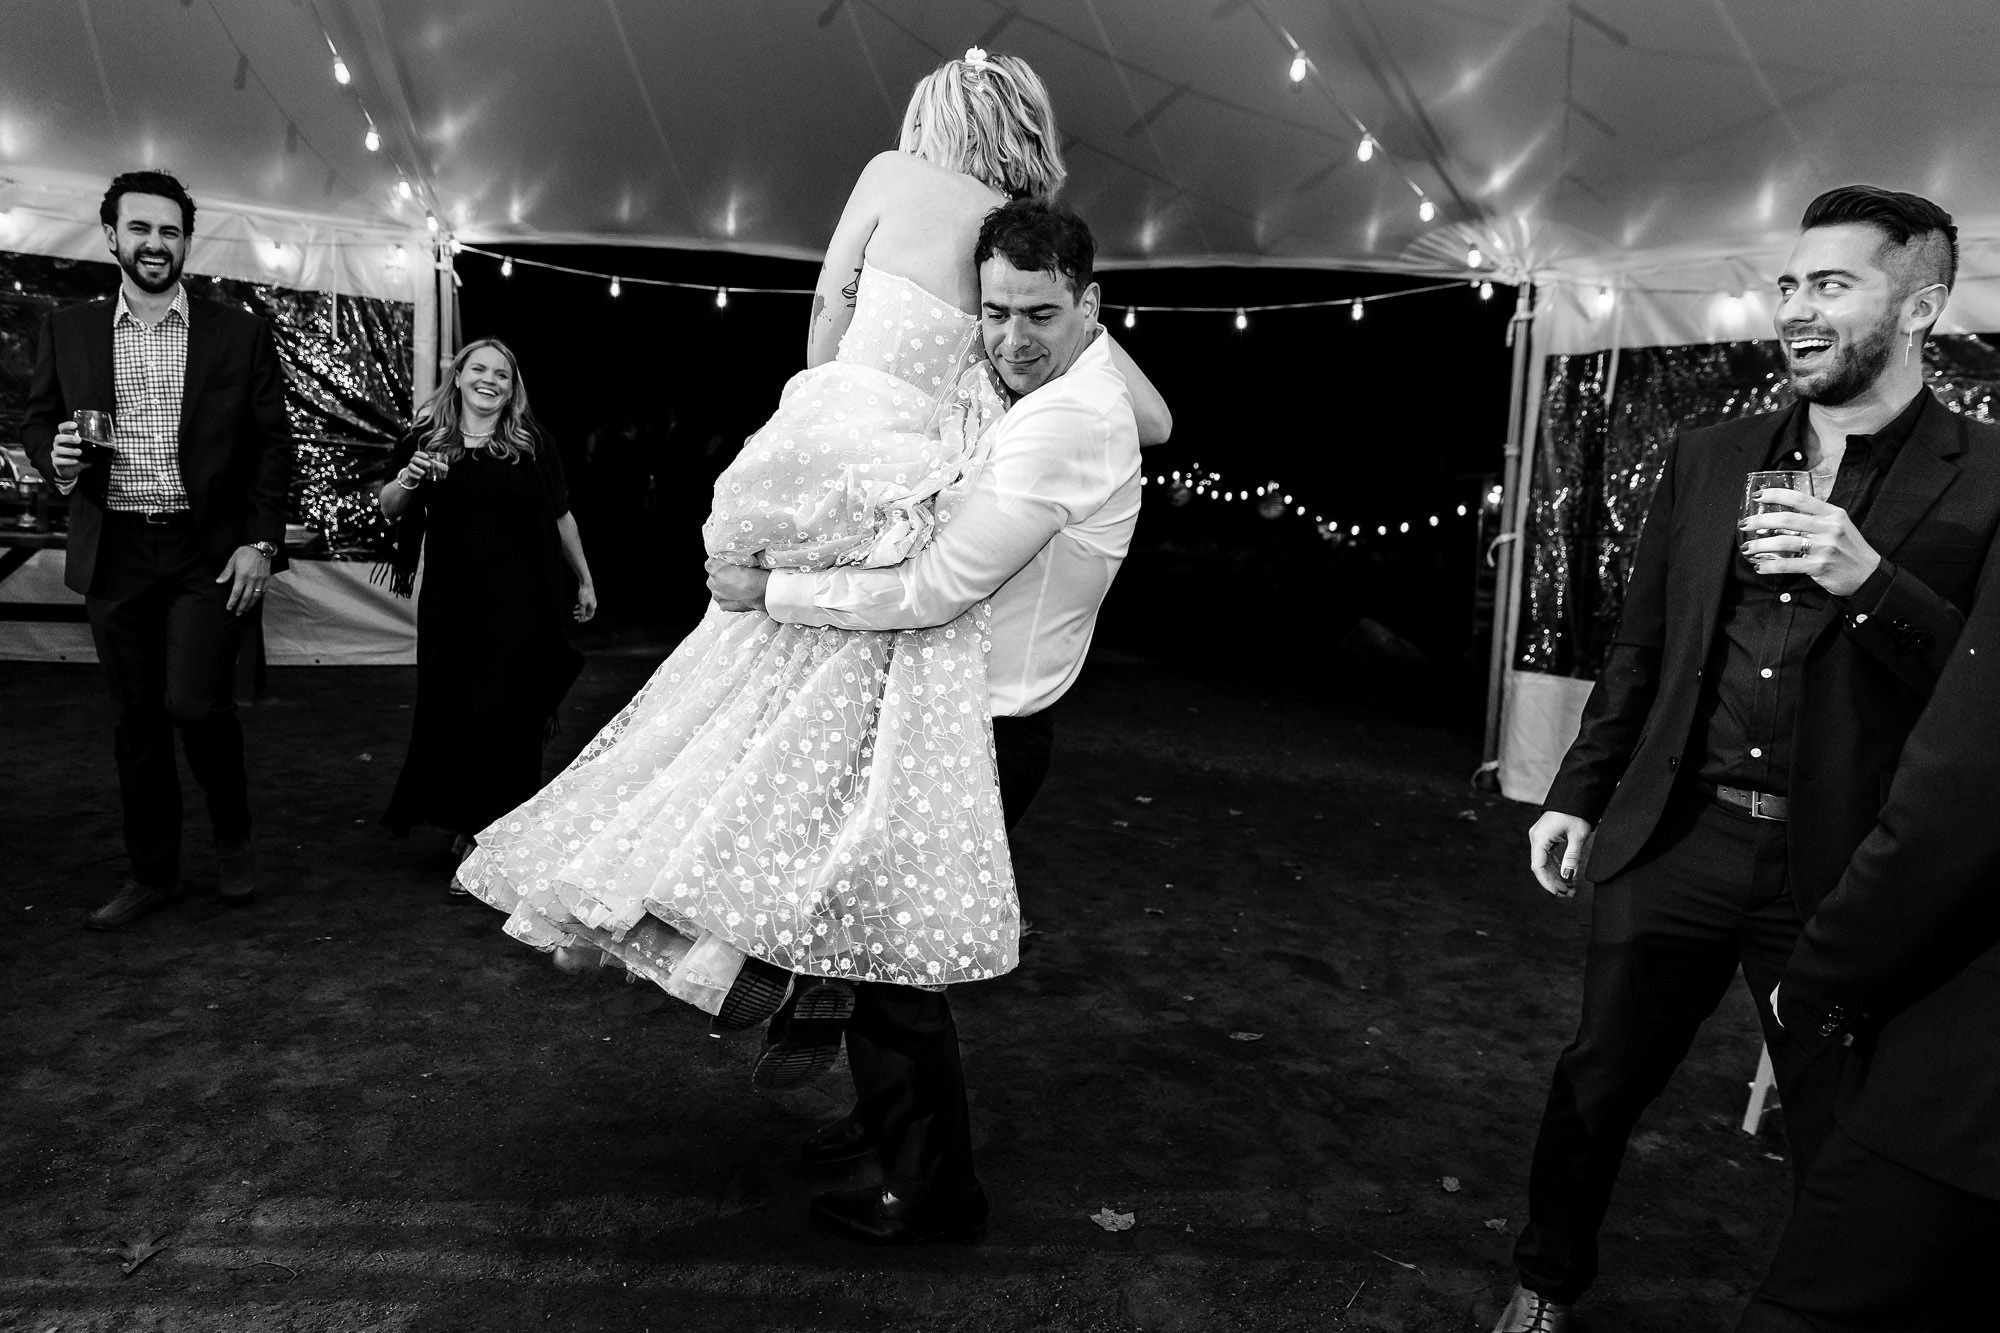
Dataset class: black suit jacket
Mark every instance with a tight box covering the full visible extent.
[1778,530,2000,1200]
[21,291,293,595]
[1544,395,2000,918]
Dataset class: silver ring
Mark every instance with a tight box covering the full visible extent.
[1798,537,1810,556]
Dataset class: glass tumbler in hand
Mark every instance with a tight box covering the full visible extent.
[1741,469,1816,572]
[73,410,116,468]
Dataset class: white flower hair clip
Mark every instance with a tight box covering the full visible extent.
[963,46,994,70]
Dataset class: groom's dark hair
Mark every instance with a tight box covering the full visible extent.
[976,199,1095,298]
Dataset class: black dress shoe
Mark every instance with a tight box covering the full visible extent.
[809,1184,988,1245]
[713,955,794,1033]
[752,978,855,1090]
[801,1112,876,1166]
[86,879,183,930]
[217,836,256,904]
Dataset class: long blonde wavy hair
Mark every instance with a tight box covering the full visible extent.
[898,52,1066,200]
[417,337,539,463]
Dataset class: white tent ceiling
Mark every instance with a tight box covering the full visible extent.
[4,0,2000,340]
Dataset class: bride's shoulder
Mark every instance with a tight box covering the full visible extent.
[858,151,1001,204]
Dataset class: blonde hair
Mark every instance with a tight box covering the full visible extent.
[898,52,1066,200]
[417,337,539,464]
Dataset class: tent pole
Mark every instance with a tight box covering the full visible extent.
[1482,282,1536,767]
[436,241,461,382]
[411,243,438,411]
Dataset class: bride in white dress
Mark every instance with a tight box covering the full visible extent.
[455,48,1167,1067]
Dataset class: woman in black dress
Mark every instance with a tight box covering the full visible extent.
[379,338,597,863]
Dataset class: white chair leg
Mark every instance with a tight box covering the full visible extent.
[1741,1042,1779,1136]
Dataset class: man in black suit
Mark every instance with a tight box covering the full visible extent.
[1734,536,2000,1323]
[22,171,292,929]
[1491,186,2000,1333]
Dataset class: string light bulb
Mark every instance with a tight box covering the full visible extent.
[1356,134,1376,163]
[1289,51,1308,83]
[1418,198,1436,223]
[1466,244,1483,269]
[500,256,513,278]
[397,179,413,201]
[424,212,438,235]
[715,287,729,308]
[609,277,621,298]
[1123,307,1135,329]
[1479,281,1495,301]
[1457,504,1468,517]
[364,126,381,153]
[1234,307,1247,331]
[1350,301,1364,322]
[332,56,351,85]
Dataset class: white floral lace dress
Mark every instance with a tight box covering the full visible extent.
[456,264,1017,1010]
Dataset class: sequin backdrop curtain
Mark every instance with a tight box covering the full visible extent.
[1517,335,2000,678]
[0,250,412,559]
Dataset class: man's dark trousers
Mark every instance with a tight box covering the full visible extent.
[843,710,1054,1199]
[1513,787,1846,1303]
[85,512,251,891]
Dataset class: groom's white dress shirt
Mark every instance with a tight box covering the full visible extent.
[765,329,1141,717]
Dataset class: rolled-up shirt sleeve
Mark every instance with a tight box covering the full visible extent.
[766,390,1114,632]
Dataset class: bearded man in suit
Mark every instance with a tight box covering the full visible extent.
[1492,185,2000,1332]
[23,170,293,929]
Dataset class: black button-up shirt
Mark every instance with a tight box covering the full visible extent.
[1690,389,1929,794]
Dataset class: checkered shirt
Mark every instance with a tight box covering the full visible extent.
[105,284,192,513]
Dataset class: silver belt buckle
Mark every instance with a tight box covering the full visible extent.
[1747,790,1783,821]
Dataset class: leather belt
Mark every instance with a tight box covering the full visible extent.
[107,509,193,525]
[1707,783,1790,821]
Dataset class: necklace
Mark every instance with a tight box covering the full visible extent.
[462,426,496,447]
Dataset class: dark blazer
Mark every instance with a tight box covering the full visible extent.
[21,292,293,595]
[1544,395,2000,918]
[1778,530,2000,1200]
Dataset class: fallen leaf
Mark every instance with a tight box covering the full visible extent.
[1134,796,1154,804]
[357,752,372,761]
[1143,907,1166,916]
[1227,808,1244,816]
[1111,820,1130,828]
[1089,1207,1135,1232]
[1229,1032,1264,1042]
[1484,1218,1510,1232]
[117,1232,170,1278]
[1441,1176,1462,1193]
[1455,809,1478,821]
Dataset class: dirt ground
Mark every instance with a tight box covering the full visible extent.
[0,652,1794,1332]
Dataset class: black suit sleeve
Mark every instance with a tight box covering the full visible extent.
[242,317,293,552]
[22,312,62,477]
[1839,557,1965,697]
[1540,438,1678,822]
[1780,537,2000,1035]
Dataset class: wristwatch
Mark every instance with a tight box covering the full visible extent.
[249,540,278,560]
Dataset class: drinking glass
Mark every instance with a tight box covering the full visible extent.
[1742,469,1815,569]
[73,410,115,467]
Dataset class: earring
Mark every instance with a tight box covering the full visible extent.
[1905,332,1915,367]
